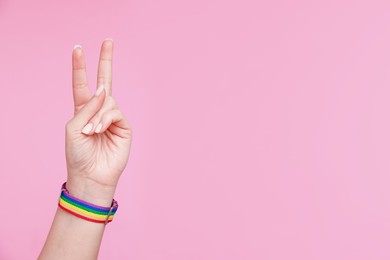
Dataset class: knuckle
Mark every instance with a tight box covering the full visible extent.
[101,110,112,120]
[113,109,122,116]
[73,82,88,90]
[106,96,116,109]
[74,104,83,114]
[97,76,112,86]
[65,119,73,131]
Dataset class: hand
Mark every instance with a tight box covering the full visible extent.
[65,39,132,206]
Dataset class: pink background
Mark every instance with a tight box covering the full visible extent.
[1,0,390,259]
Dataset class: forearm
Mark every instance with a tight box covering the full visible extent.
[38,206,106,260]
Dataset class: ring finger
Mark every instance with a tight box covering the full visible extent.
[81,95,118,135]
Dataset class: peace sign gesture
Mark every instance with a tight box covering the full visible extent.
[64,39,132,206]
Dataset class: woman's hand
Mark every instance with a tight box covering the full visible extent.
[65,39,132,206]
[39,40,132,260]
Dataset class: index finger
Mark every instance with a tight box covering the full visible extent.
[97,39,113,96]
[72,45,91,113]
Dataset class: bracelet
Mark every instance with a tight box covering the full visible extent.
[58,182,118,225]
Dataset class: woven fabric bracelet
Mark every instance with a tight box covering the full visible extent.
[58,182,118,225]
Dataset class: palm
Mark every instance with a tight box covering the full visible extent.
[66,116,131,186]
[65,40,132,192]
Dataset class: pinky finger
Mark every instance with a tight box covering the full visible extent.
[95,109,132,138]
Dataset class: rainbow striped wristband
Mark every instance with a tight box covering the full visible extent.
[58,182,118,225]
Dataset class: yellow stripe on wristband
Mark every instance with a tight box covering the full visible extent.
[59,197,114,221]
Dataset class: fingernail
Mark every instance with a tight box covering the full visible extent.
[81,123,93,134]
[73,44,82,50]
[95,85,105,96]
[95,123,103,133]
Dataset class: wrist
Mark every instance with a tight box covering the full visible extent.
[66,177,117,207]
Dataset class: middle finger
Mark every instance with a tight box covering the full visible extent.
[97,39,114,96]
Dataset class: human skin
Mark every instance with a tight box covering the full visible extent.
[38,39,132,259]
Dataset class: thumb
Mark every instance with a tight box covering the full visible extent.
[69,85,106,131]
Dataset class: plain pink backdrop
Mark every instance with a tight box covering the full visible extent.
[1,0,390,259]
